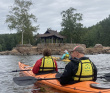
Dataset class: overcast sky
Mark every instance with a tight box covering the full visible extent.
[0,0,110,34]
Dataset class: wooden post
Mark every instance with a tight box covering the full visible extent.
[40,38,41,43]
[55,38,56,43]
[59,38,60,43]
[49,38,50,43]
[40,38,42,43]
[62,38,63,43]
[56,38,57,44]
[52,37,53,43]
[44,38,46,43]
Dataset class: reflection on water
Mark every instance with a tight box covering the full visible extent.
[0,54,110,93]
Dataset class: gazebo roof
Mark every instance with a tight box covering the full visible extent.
[38,29,64,38]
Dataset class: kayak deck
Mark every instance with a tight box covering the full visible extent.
[18,62,110,93]
[52,56,70,62]
[62,59,70,62]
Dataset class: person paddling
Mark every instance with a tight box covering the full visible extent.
[59,46,97,85]
[32,48,58,74]
[61,50,70,60]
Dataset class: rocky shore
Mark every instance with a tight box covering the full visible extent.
[0,44,110,55]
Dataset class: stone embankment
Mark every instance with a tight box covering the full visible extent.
[0,44,110,55]
[86,44,110,54]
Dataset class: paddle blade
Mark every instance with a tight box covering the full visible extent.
[104,73,110,81]
[13,76,37,86]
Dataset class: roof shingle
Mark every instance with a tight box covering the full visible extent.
[38,29,64,38]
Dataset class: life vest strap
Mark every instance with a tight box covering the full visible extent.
[42,57,45,71]
[75,75,94,78]
[78,60,82,81]
[82,62,91,64]
[37,71,57,75]
[39,67,56,69]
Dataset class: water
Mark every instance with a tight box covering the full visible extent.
[0,54,110,93]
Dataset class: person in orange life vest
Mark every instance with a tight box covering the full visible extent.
[32,48,58,74]
[59,46,97,85]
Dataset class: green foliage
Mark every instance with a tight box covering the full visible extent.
[0,44,2,51]
[60,7,83,43]
[6,0,39,44]
[60,7,110,47]
[0,34,20,51]
[81,15,110,47]
[0,33,38,51]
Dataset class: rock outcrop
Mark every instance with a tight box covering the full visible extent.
[0,43,110,55]
[94,44,103,48]
[86,46,110,55]
[0,44,38,55]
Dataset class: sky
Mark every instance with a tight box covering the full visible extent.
[0,0,110,34]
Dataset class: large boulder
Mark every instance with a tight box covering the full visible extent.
[94,44,103,48]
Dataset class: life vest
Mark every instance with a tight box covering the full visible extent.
[73,59,94,81]
[64,54,69,59]
[39,56,56,72]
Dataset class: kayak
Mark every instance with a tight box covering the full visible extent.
[52,56,70,62]
[52,56,60,60]
[62,59,70,62]
[18,62,110,93]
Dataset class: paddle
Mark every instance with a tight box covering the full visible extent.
[98,73,110,81]
[0,69,32,74]
[0,68,64,74]
[13,76,60,86]
[13,73,110,86]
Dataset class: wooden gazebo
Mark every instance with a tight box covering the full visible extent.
[38,29,64,43]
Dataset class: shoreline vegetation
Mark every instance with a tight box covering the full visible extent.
[0,43,110,55]
[3,0,110,56]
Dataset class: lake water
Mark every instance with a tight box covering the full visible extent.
[0,54,110,93]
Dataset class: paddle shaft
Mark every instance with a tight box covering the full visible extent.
[13,73,110,86]
[0,69,32,74]
[16,76,108,81]
[12,69,31,72]
[37,77,60,80]
[97,76,105,79]
[37,76,108,81]
[0,68,64,74]
[12,68,64,72]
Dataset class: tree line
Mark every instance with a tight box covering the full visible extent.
[80,15,110,47]
[0,34,18,51]
[0,33,37,51]
[60,7,110,47]
[0,0,110,51]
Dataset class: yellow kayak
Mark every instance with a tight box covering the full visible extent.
[62,59,70,62]
[52,56,70,62]
[52,56,61,60]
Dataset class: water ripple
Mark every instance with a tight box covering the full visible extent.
[0,54,110,93]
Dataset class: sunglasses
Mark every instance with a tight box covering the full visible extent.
[70,50,75,53]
